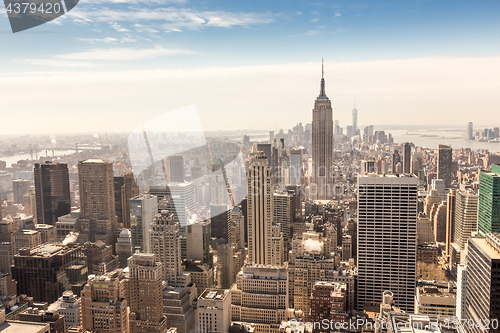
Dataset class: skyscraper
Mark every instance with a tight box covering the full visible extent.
[247,152,273,265]
[114,172,139,228]
[81,274,128,333]
[465,234,500,333]
[467,122,474,140]
[128,253,167,333]
[116,229,132,268]
[78,159,115,244]
[445,189,456,256]
[166,155,185,183]
[402,142,411,174]
[130,194,158,253]
[311,61,334,200]
[12,179,29,205]
[34,162,71,225]
[211,157,229,205]
[289,148,302,185]
[150,210,182,284]
[12,244,87,304]
[357,173,418,312]
[478,164,500,236]
[454,191,478,250]
[437,144,453,188]
[352,106,358,137]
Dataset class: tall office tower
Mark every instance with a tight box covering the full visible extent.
[310,282,348,333]
[23,186,36,217]
[352,107,358,137]
[311,62,334,200]
[186,220,211,264]
[376,157,386,174]
[231,264,288,332]
[211,158,229,205]
[392,150,401,173]
[78,159,115,244]
[456,264,467,321]
[465,234,500,333]
[357,174,418,312]
[467,122,474,140]
[424,189,442,218]
[114,173,139,228]
[128,253,167,333]
[269,131,274,144]
[274,191,293,260]
[0,242,13,274]
[150,182,195,227]
[12,179,29,205]
[12,244,87,303]
[454,191,479,250]
[478,164,500,236]
[166,155,185,183]
[150,210,182,284]
[402,142,411,174]
[431,179,446,198]
[34,162,71,225]
[271,224,284,266]
[289,149,302,185]
[433,201,447,242]
[130,194,157,253]
[231,206,245,250]
[247,152,274,265]
[437,144,453,188]
[217,241,234,289]
[211,204,231,242]
[116,229,132,268]
[411,152,423,176]
[198,289,231,333]
[0,191,2,219]
[81,274,128,333]
[114,176,125,225]
[417,214,434,245]
[445,190,456,256]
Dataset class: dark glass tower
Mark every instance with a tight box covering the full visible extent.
[34,162,71,225]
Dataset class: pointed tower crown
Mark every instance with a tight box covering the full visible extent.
[318,58,328,99]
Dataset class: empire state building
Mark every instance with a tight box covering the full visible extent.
[311,62,334,199]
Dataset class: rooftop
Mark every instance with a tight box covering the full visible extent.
[0,321,49,333]
[200,289,229,301]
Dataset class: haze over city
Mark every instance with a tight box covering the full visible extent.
[0,0,499,134]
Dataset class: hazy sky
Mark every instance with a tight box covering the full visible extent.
[0,0,499,134]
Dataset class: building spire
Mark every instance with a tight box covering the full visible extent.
[319,58,326,98]
[322,57,324,78]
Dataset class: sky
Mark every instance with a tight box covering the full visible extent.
[0,0,499,135]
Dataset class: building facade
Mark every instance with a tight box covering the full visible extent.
[357,174,418,312]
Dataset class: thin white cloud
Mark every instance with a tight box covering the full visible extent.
[15,59,97,67]
[134,23,159,33]
[111,22,130,32]
[53,46,193,60]
[121,37,137,42]
[76,37,118,43]
[310,18,319,22]
[68,8,274,31]
[334,12,341,17]
[305,30,320,36]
